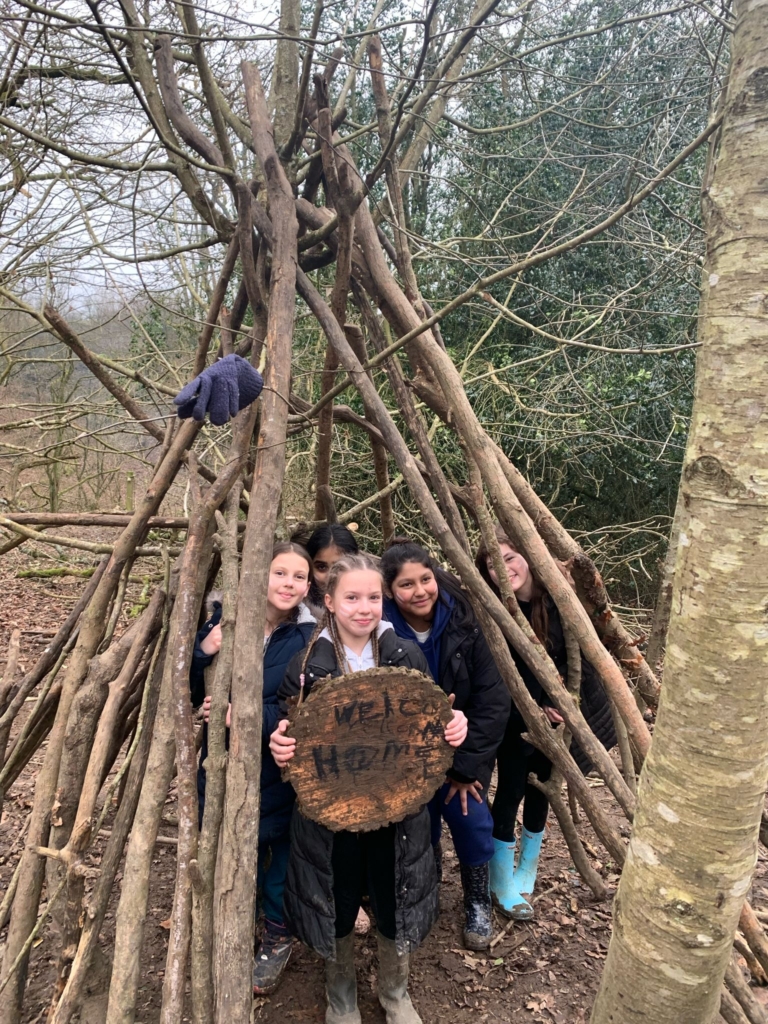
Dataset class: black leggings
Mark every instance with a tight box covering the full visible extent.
[331,826,397,940]
[492,717,551,840]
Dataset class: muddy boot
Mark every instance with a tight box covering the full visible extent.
[376,932,423,1024]
[325,931,361,1024]
[490,837,531,920]
[512,828,544,918]
[252,919,292,995]
[459,862,493,950]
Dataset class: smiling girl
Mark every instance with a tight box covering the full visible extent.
[475,525,616,920]
[270,554,468,1024]
[379,540,511,952]
[190,541,316,994]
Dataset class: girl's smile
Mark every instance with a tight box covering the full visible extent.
[389,561,440,631]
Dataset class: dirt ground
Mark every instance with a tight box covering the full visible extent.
[1,554,767,1024]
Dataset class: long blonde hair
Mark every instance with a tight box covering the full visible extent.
[300,553,383,676]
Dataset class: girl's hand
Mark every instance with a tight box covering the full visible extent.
[544,706,564,724]
[202,695,231,728]
[444,702,468,748]
[270,719,296,767]
[444,778,483,816]
[200,623,222,656]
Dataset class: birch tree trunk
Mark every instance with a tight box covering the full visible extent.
[591,1,768,1020]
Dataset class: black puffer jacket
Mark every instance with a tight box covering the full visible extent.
[277,627,439,958]
[433,612,511,788]
[509,597,617,772]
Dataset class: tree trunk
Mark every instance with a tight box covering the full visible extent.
[105,652,178,1024]
[590,2,768,1019]
[212,61,298,1024]
[645,484,685,675]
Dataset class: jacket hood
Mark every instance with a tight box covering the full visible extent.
[296,602,317,625]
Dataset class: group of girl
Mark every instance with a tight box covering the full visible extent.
[189,523,616,1024]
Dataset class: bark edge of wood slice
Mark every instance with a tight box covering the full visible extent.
[283,666,453,832]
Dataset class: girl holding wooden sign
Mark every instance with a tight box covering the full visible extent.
[270,553,468,1024]
[380,540,511,952]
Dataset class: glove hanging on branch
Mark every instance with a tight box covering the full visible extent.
[173,354,263,426]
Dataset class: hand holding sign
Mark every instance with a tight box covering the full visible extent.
[444,693,468,746]
[279,667,455,832]
[270,719,295,767]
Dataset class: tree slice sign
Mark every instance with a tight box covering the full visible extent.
[283,667,454,832]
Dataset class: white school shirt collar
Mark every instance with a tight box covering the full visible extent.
[318,620,393,671]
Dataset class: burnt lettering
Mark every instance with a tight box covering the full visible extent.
[312,745,339,780]
[383,739,411,762]
[357,699,382,725]
[334,702,358,727]
[399,697,423,717]
[343,745,378,774]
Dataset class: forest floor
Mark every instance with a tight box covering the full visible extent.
[2,553,768,1024]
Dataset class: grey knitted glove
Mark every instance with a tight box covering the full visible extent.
[173,354,264,426]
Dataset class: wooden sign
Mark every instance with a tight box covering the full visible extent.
[283,667,454,832]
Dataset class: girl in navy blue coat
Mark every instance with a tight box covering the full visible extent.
[190,541,315,994]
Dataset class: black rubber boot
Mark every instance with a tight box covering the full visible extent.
[459,862,493,951]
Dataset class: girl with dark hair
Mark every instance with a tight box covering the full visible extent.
[270,555,468,1024]
[475,525,616,921]
[379,540,511,951]
[295,522,360,620]
[190,541,316,995]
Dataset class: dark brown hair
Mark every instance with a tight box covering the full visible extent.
[379,537,476,631]
[272,540,313,573]
[474,525,555,646]
[270,541,312,622]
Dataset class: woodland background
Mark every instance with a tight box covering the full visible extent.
[2,0,764,1023]
[0,0,719,615]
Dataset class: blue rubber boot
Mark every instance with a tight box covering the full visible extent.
[489,838,531,920]
[515,828,545,907]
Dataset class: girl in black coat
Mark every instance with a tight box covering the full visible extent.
[380,541,511,952]
[270,554,468,1024]
[475,525,617,921]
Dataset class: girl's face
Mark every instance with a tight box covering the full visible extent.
[312,544,346,594]
[389,561,439,626]
[325,569,383,641]
[487,543,533,602]
[267,552,311,616]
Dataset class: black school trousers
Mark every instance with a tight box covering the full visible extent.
[492,714,552,839]
[331,826,397,940]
